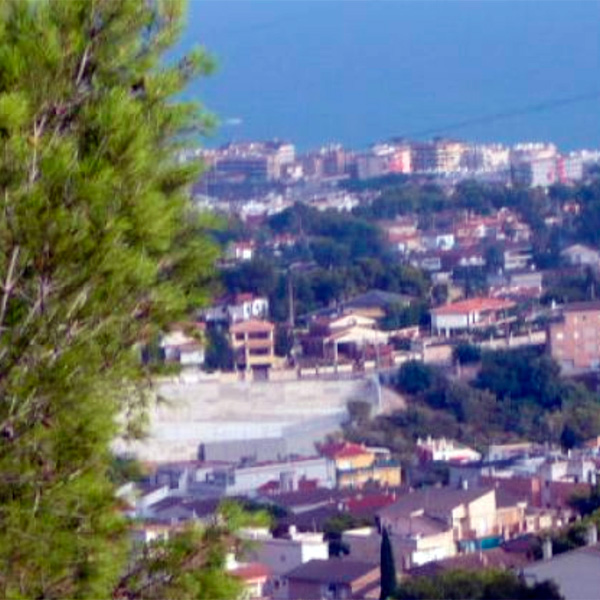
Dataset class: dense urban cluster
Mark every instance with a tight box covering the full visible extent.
[4,1,599,599]
[116,135,600,599]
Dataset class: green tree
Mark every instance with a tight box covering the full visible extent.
[380,527,397,600]
[394,569,563,600]
[0,1,232,598]
[453,342,482,365]
[204,325,234,371]
[274,323,294,358]
[395,360,435,395]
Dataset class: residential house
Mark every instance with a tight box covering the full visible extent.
[283,558,380,600]
[377,486,528,552]
[228,240,256,262]
[195,456,336,498]
[548,301,600,371]
[144,496,221,523]
[227,293,270,323]
[538,457,597,487]
[488,269,543,299]
[380,218,421,255]
[145,456,336,503]
[240,527,329,580]
[230,319,276,379]
[410,252,443,272]
[502,243,533,271]
[522,531,600,600]
[301,314,390,366]
[344,520,456,569]
[202,293,269,324]
[319,441,402,489]
[431,297,515,337]
[561,243,600,268]
[270,487,400,528]
[416,437,482,464]
[450,247,487,269]
[408,544,532,577]
[340,289,414,320]
[422,231,456,252]
[159,325,205,368]
[229,562,272,600]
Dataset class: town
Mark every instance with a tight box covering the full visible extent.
[4,2,600,599]
[113,135,600,599]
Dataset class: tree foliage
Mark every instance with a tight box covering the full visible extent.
[393,569,563,600]
[380,528,397,600]
[0,1,226,597]
[351,348,600,461]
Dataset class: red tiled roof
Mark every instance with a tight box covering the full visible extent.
[230,562,271,581]
[319,441,368,460]
[345,493,398,515]
[258,480,280,493]
[234,292,254,304]
[432,297,515,315]
[230,319,274,334]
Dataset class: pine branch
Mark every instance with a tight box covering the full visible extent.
[0,245,20,333]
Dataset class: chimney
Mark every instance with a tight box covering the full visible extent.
[542,537,553,561]
[586,523,598,546]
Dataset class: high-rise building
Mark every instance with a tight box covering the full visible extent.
[549,302,600,372]
[510,143,558,187]
[411,138,466,173]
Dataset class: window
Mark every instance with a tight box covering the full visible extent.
[248,332,269,340]
[249,347,270,356]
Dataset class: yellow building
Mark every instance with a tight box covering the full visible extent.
[230,319,275,380]
[319,441,402,489]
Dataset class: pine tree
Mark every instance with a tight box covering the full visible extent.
[380,527,398,600]
[0,1,227,597]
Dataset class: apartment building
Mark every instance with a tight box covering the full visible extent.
[412,138,466,173]
[378,486,528,552]
[510,143,558,188]
[212,140,295,183]
[431,297,515,337]
[548,301,600,371]
[319,441,402,489]
[230,319,276,378]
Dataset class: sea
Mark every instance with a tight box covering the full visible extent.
[177,0,600,152]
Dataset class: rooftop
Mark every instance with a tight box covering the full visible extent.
[284,558,378,584]
[319,441,369,459]
[342,289,413,310]
[378,486,494,519]
[230,319,275,334]
[409,546,531,577]
[562,301,600,313]
[432,297,515,315]
[229,562,272,582]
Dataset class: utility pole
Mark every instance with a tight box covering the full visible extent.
[288,269,295,328]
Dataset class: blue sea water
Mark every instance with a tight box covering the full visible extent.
[179,0,600,151]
